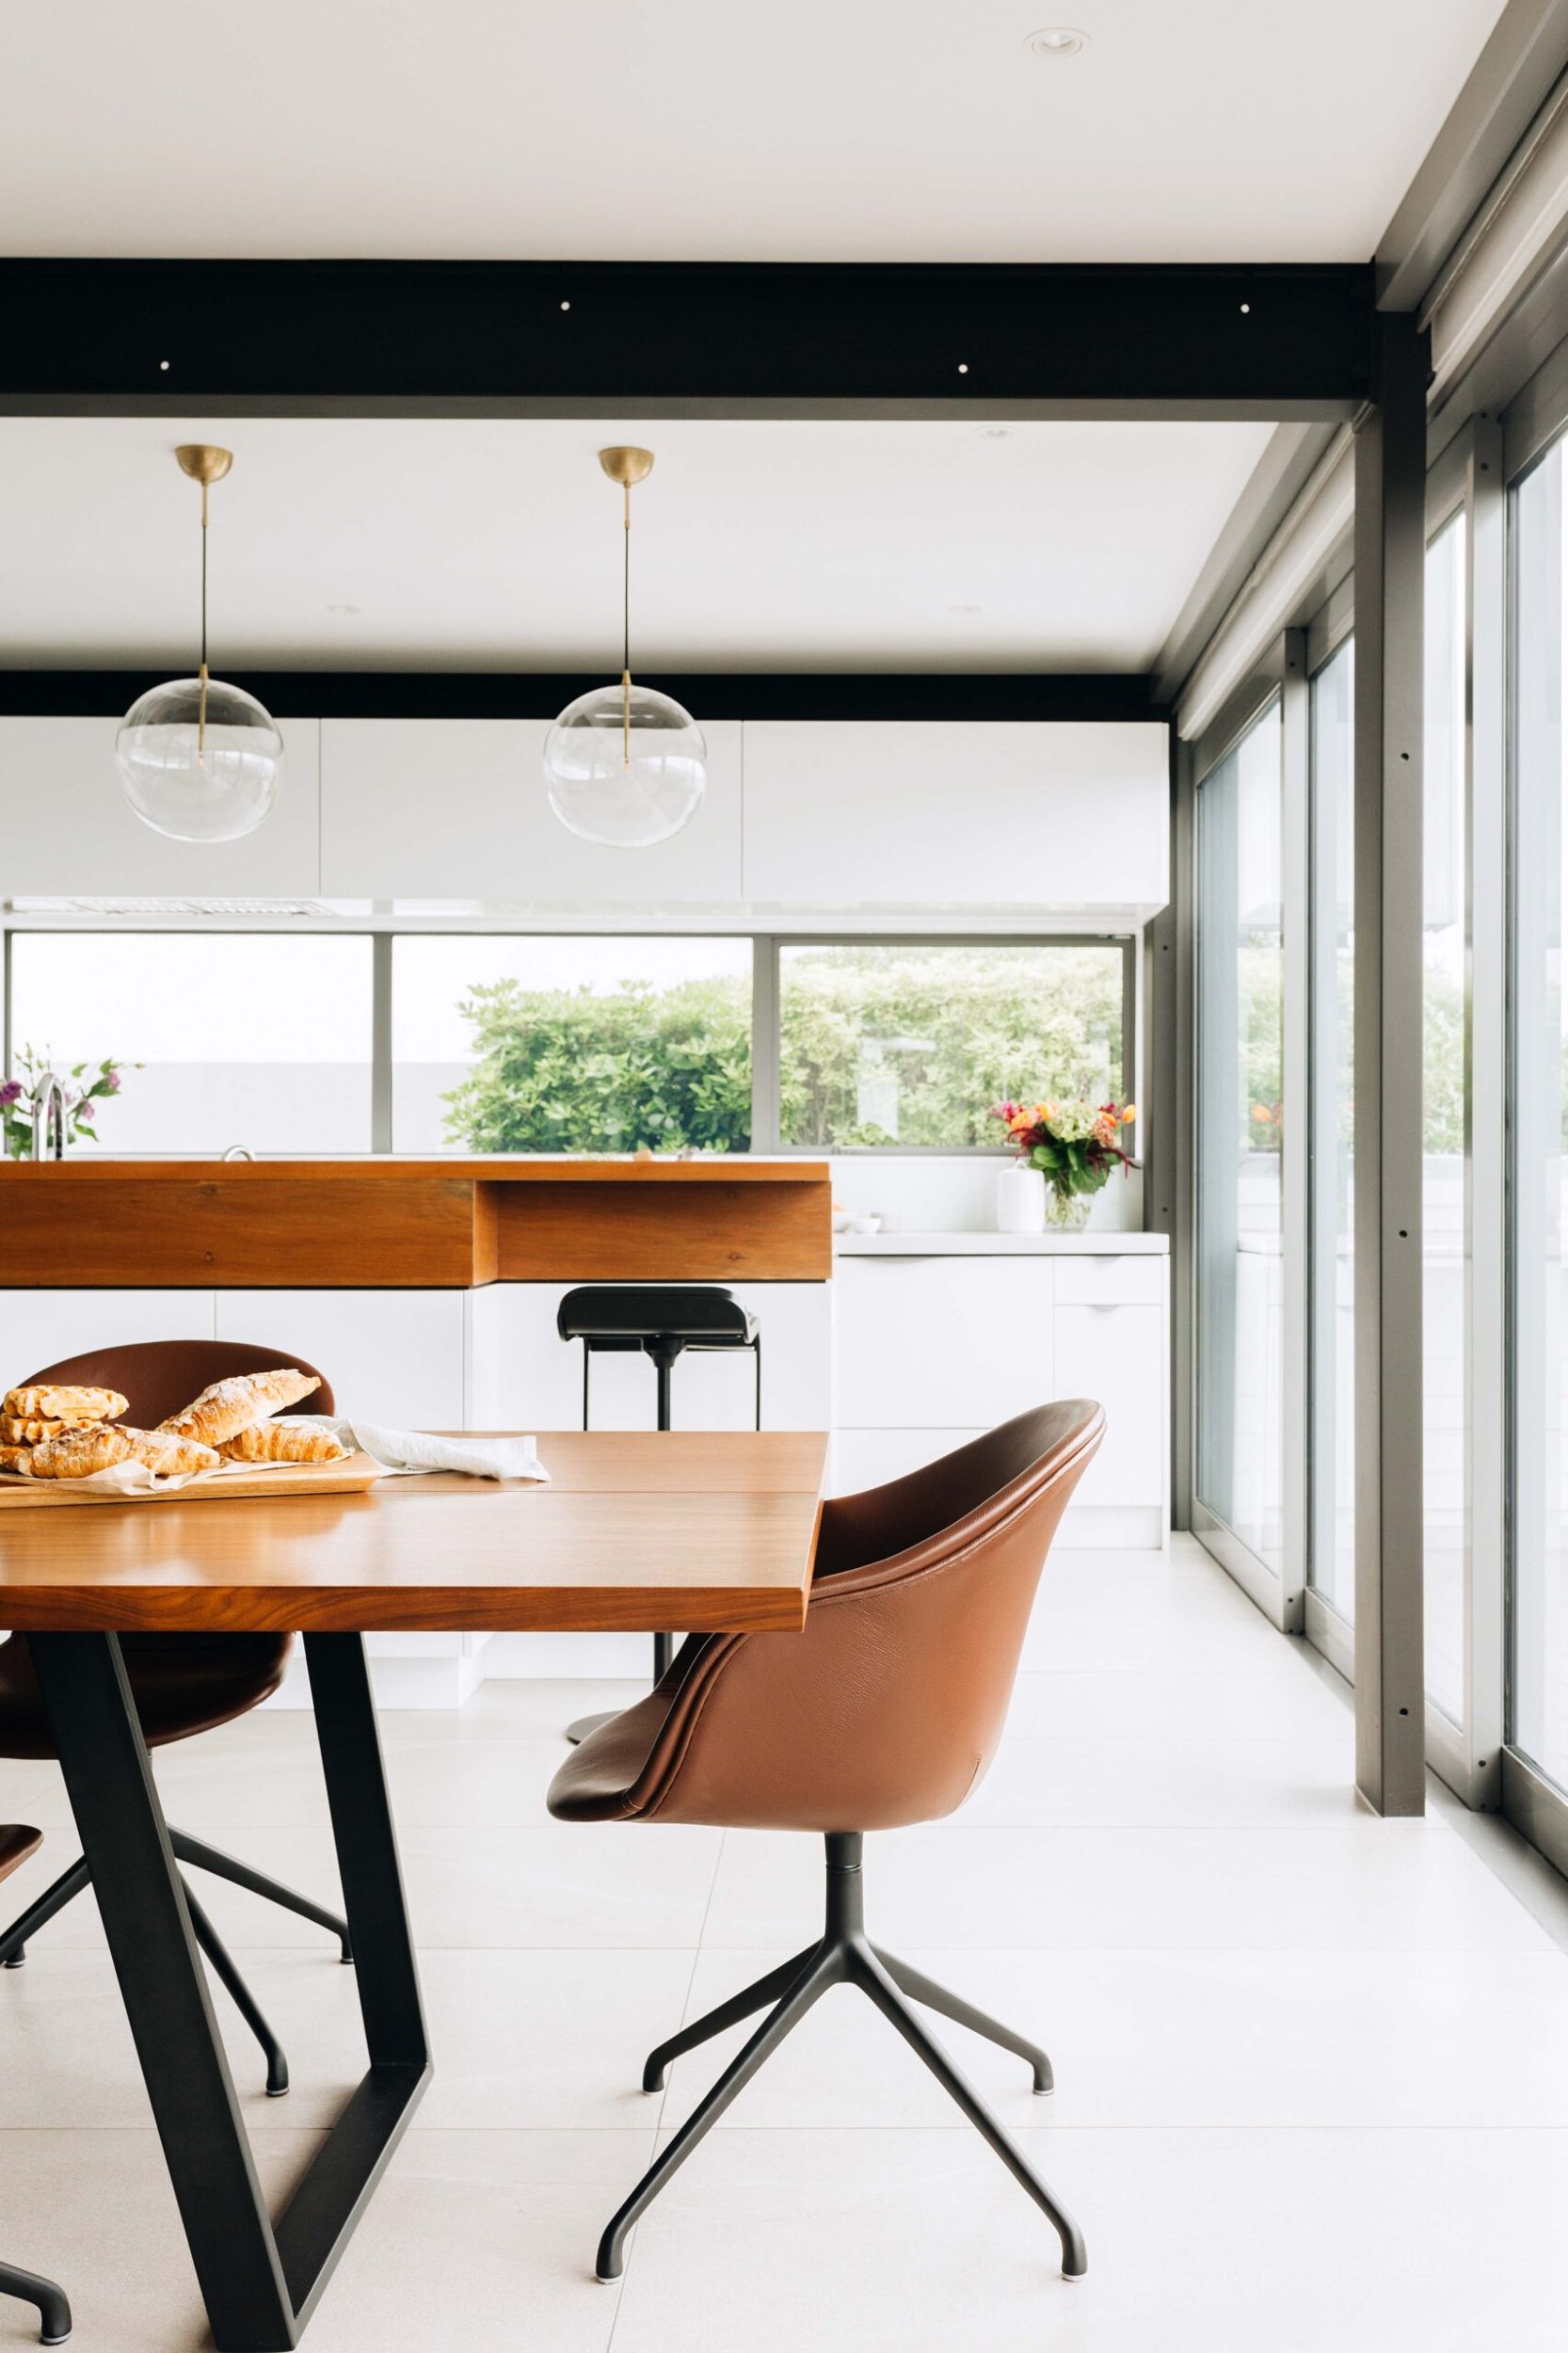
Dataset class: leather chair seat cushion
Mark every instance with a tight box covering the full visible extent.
[0,1824,41,1883]
[0,1633,294,1760]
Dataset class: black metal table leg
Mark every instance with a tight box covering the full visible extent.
[28,1631,430,2353]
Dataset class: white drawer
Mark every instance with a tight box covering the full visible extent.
[836,1256,1055,1429]
[1053,1302,1164,1504]
[1053,1255,1166,1306]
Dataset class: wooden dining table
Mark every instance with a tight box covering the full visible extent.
[0,1430,827,2353]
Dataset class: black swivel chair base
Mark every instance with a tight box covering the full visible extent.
[595,1832,1086,2284]
[0,2260,72,2345]
[0,1828,353,2100]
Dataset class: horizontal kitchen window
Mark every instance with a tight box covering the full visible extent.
[5,932,375,1156]
[774,938,1128,1152]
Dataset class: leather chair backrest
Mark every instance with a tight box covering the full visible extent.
[580,1398,1102,1833]
[18,1338,335,1432]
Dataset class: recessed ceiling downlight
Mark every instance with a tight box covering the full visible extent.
[1026,26,1087,56]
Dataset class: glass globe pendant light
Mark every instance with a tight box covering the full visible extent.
[543,446,706,847]
[116,444,283,842]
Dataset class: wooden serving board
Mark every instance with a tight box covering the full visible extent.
[0,1449,386,1510]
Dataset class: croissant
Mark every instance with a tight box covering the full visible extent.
[219,1418,348,1465]
[3,1385,127,1424]
[159,1369,321,1448]
[0,1445,35,1477]
[29,1424,220,1481]
[28,1424,138,1479]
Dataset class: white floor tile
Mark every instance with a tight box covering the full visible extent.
[698,1820,1555,1953]
[608,2125,1568,2353]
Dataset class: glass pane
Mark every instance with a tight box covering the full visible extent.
[776,942,1125,1149]
[1196,699,1284,1571]
[1424,513,1469,1722]
[392,936,752,1153]
[6,933,373,1154]
[1512,439,1566,1785]
[1310,640,1355,1619]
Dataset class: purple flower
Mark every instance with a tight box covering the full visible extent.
[104,1071,120,1093]
[0,1080,22,1110]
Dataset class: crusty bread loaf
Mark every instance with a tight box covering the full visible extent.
[219,1417,348,1465]
[0,1444,35,1477]
[0,1416,70,1445]
[159,1369,321,1448]
[29,1423,220,1481]
[2,1385,128,1424]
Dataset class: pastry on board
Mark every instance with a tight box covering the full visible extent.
[28,1424,220,1481]
[0,1444,35,1476]
[0,1416,72,1445]
[219,1417,348,1465]
[2,1385,128,1424]
[159,1369,322,1448]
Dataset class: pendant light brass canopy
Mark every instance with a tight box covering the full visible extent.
[115,445,282,843]
[542,445,707,849]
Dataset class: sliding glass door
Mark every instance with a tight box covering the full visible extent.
[1511,436,1567,1796]
[1308,639,1356,1625]
[1195,697,1285,1578]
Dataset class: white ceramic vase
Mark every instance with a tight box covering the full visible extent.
[995,1161,1047,1235]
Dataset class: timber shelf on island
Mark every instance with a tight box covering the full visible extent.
[0,1156,834,1288]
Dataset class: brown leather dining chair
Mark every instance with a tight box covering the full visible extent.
[548,1398,1104,2283]
[0,1340,353,2100]
[0,1826,72,2345]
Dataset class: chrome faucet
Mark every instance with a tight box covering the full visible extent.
[30,1073,65,1161]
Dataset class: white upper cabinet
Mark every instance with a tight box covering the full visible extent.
[319,716,743,902]
[0,715,322,899]
[741,720,1169,911]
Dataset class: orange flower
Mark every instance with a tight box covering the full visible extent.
[1121,1104,1137,1125]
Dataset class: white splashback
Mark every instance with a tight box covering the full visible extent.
[829,1154,1144,1234]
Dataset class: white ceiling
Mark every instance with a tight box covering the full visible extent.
[0,415,1276,672]
[0,0,1506,264]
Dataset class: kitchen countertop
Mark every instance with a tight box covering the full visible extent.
[834,1231,1168,1255]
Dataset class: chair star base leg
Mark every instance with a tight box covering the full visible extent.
[604,1833,1084,2281]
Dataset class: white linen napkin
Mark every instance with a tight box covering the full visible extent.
[322,1420,550,1482]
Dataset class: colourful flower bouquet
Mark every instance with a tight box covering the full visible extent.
[1,1044,130,1160]
[991,1096,1138,1230]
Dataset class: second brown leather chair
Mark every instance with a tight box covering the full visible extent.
[0,1827,71,2345]
[548,1398,1103,2283]
[0,1341,353,2098]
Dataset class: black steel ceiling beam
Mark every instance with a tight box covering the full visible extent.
[0,260,1374,415]
[0,670,1164,723]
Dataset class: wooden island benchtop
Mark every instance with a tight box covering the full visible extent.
[0,1156,833,1288]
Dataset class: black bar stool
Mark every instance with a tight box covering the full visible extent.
[559,1285,760,1745]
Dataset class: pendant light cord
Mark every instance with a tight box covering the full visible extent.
[198,478,211,760]
[622,479,632,769]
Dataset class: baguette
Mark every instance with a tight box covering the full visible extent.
[2,1385,128,1424]
[160,1369,321,1448]
[219,1417,348,1465]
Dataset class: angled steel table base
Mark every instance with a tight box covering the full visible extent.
[28,1631,429,2353]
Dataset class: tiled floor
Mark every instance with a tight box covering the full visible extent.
[3,1536,1567,2351]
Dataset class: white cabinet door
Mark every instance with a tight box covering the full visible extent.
[319,717,743,903]
[0,716,321,898]
[0,1290,216,1392]
[829,1426,984,1497]
[215,1291,467,1428]
[836,1256,1054,1430]
[743,720,1169,908]
[1052,1301,1164,1506]
[468,1282,832,1433]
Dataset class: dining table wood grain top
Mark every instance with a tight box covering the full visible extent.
[0,1430,829,1636]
